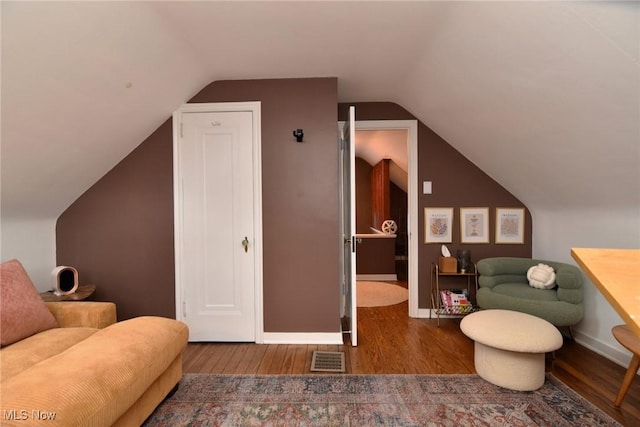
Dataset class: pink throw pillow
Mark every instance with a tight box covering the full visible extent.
[1,259,58,347]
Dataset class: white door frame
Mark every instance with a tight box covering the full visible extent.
[339,119,419,318]
[172,101,264,343]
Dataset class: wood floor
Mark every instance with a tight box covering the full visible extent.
[183,299,640,426]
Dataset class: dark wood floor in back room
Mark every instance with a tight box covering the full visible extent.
[182,299,640,426]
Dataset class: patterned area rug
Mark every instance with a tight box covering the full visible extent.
[144,374,621,426]
[357,281,408,307]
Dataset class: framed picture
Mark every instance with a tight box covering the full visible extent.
[495,208,525,244]
[424,207,453,243]
[460,207,489,243]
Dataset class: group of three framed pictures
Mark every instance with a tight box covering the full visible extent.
[424,207,525,244]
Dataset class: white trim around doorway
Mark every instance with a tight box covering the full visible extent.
[342,119,419,318]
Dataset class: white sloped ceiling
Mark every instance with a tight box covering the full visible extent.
[2,1,638,219]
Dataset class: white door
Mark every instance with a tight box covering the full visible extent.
[340,106,357,346]
[174,103,262,342]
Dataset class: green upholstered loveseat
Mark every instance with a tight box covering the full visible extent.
[476,257,583,327]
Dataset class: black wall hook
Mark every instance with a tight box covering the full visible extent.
[293,129,304,142]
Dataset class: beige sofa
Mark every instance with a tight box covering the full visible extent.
[0,260,189,426]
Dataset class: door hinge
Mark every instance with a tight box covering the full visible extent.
[182,300,187,318]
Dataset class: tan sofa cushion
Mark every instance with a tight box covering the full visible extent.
[45,301,117,329]
[1,327,98,382]
[1,316,188,426]
[1,259,58,346]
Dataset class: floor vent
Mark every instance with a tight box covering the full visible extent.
[311,351,346,373]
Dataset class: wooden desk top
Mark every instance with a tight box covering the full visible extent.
[571,248,640,337]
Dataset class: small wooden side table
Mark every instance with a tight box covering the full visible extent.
[612,324,640,407]
[40,284,96,302]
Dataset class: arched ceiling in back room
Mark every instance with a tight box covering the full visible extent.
[2,1,638,220]
[355,129,408,192]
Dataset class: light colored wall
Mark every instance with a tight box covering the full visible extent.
[532,206,640,368]
[1,217,57,291]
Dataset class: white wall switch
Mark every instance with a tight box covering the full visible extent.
[423,181,433,195]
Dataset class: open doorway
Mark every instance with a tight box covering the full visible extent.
[352,120,418,317]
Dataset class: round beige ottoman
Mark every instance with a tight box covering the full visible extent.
[460,309,563,391]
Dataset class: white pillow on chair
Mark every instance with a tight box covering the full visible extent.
[527,263,556,289]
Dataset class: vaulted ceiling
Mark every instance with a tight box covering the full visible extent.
[2,1,638,220]
[356,130,409,192]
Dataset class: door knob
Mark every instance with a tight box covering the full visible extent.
[242,237,249,253]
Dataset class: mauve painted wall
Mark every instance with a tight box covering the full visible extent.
[189,78,341,333]
[56,120,175,320]
[56,83,530,326]
[58,78,341,332]
[338,102,532,307]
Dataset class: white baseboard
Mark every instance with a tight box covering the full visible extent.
[416,308,432,318]
[356,274,398,281]
[262,332,344,345]
[573,329,633,369]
